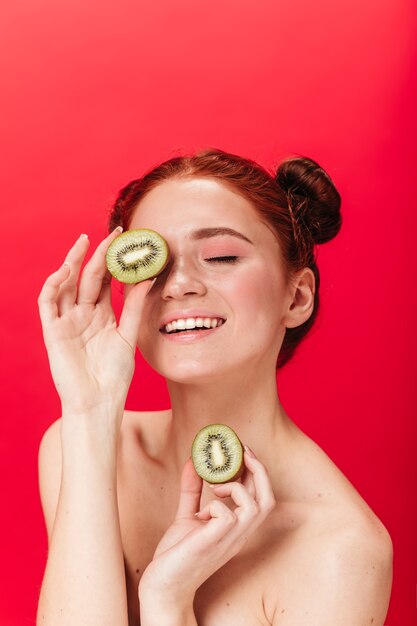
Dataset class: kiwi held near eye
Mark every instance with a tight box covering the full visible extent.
[191,424,244,484]
[106,228,170,284]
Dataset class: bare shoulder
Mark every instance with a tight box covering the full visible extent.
[264,498,393,625]
[120,408,172,456]
[122,408,171,431]
[38,409,171,542]
[38,417,63,543]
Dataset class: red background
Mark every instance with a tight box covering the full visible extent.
[0,1,416,624]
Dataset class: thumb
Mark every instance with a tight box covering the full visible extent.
[175,457,203,519]
[117,278,155,348]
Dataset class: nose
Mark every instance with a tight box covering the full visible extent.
[159,257,207,301]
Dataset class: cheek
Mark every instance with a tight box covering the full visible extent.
[230,274,262,305]
[230,264,281,309]
[227,264,286,334]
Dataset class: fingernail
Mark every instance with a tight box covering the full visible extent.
[62,261,70,268]
[244,444,256,459]
[114,226,123,233]
[80,233,88,239]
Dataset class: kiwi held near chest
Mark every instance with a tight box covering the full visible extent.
[191,424,244,484]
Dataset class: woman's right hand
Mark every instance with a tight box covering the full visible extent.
[38,228,154,418]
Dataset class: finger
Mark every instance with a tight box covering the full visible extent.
[208,481,259,520]
[117,277,156,348]
[240,465,256,498]
[58,234,90,313]
[242,447,276,512]
[38,262,71,326]
[172,500,238,569]
[96,270,113,306]
[77,227,123,305]
[194,498,237,532]
[175,457,203,519]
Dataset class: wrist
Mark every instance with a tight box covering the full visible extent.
[60,405,124,462]
[138,572,195,612]
[61,398,125,420]
[62,402,124,431]
[140,597,197,626]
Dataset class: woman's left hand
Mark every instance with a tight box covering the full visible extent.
[138,446,277,607]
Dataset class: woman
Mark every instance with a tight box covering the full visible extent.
[36,148,393,625]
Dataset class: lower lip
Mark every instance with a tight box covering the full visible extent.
[159,323,225,342]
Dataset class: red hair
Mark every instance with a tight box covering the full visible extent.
[108,147,342,369]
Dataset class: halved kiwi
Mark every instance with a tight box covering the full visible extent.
[106,228,169,284]
[191,424,244,484]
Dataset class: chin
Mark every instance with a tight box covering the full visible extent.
[161,364,228,385]
[140,352,234,384]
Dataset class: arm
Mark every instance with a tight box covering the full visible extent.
[36,229,155,626]
[37,410,129,626]
[270,524,393,626]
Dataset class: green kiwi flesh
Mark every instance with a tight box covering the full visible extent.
[191,424,244,484]
[106,228,169,284]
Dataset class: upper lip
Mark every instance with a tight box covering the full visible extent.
[159,309,227,330]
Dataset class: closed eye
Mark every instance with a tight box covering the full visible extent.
[205,256,239,264]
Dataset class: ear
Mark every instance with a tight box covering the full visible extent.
[282,267,315,329]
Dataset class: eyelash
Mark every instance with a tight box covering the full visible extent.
[205,256,239,264]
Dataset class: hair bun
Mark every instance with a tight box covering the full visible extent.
[275,156,342,245]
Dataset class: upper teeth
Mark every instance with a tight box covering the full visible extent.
[164,317,224,333]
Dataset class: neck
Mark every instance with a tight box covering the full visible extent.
[165,366,295,475]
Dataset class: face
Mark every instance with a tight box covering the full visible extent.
[125,177,293,383]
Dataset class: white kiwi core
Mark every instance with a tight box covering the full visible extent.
[123,248,152,264]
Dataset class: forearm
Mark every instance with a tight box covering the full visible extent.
[37,410,128,626]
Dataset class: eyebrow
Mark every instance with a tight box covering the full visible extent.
[190,227,254,244]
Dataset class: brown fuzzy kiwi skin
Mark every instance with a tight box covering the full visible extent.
[191,424,245,484]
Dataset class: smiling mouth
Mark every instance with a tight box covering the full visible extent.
[160,319,226,334]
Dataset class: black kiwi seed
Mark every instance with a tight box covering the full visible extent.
[106,228,170,284]
[191,424,244,484]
